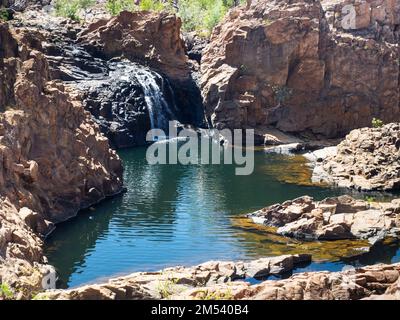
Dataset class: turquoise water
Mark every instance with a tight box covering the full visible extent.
[44,147,400,288]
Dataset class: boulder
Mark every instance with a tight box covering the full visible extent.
[35,254,311,300]
[312,123,400,191]
[177,263,400,300]
[248,195,400,243]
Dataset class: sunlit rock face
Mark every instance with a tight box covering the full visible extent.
[247,195,400,244]
[0,21,123,296]
[10,9,205,148]
[78,10,206,133]
[201,0,399,138]
[35,259,400,300]
[312,123,400,191]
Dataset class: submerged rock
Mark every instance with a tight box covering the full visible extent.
[201,0,399,138]
[247,195,400,244]
[312,123,400,191]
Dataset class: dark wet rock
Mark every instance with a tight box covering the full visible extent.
[183,31,209,64]
[1,0,50,11]
[11,9,205,148]
[78,10,206,132]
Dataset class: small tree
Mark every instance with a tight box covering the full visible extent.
[372,118,384,128]
[0,8,10,21]
[106,0,134,16]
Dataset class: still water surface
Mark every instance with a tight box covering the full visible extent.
[44,147,400,288]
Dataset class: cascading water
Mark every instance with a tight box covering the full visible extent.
[41,29,189,147]
[108,61,179,142]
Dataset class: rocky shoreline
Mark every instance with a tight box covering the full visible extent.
[33,256,400,300]
[247,195,400,245]
[312,123,400,191]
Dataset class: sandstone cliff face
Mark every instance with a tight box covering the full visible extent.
[0,22,123,296]
[79,11,205,127]
[313,123,400,191]
[201,0,400,138]
[322,0,400,43]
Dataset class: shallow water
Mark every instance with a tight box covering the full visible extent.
[44,147,400,288]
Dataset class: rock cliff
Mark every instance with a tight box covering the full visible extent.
[9,9,205,148]
[0,21,123,296]
[201,0,400,138]
[313,123,400,191]
[79,10,205,130]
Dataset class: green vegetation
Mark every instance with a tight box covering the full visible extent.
[272,85,293,104]
[54,0,95,21]
[365,196,375,204]
[0,8,10,21]
[0,283,14,300]
[105,0,134,16]
[198,288,234,300]
[53,0,246,35]
[157,276,179,299]
[177,0,246,36]
[372,117,384,128]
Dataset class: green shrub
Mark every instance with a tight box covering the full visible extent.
[365,196,375,204]
[106,0,134,16]
[124,0,246,37]
[54,0,96,21]
[177,0,237,35]
[0,8,10,21]
[272,85,293,104]
[137,0,173,11]
[54,0,81,21]
[372,118,384,128]
[0,283,14,300]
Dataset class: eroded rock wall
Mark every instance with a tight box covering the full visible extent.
[201,0,400,138]
[79,10,205,128]
[313,123,400,191]
[0,22,123,296]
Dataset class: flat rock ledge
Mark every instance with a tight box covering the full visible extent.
[311,123,400,191]
[247,195,400,244]
[36,259,400,300]
[36,254,311,300]
[176,263,400,300]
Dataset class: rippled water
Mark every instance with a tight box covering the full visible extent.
[44,146,400,288]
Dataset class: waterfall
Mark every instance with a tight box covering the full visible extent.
[111,62,176,133]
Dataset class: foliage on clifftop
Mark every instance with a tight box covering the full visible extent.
[54,0,247,36]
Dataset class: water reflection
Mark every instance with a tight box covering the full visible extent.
[44,147,400,288]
